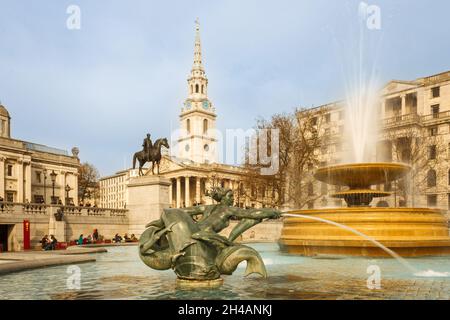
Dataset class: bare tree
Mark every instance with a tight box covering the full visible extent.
[241,107,327,209]
[382,125,446,207]
[78,162,100,204]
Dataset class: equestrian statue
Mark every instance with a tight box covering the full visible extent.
[132,133,170,176]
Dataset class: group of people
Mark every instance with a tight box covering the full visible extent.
[113,233,138,243]
[77,229,100,245]
[40,235,58,250]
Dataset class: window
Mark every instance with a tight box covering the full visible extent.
[428,145,437,160]
[427,170,437,187]
[431,105,440,118]
[432,87,440,98]
[191,85,193,94]
[429,126,438,136]
[6,192,14,202]
[195,84,199,93]
[6,165,12,177]
[311,117,317,126]
[35,171,42,183]
[325,113,331,123]
[307,183,314,196]
[186,119,190,133]
[203,119,208,134]
[201,85,204,94]
[321,182,327,195]
[427,194,437,207]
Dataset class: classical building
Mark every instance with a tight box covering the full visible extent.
[0,103,92,252]
[307,70,450,212]
[0,104,80,205]
[100,21,267,210]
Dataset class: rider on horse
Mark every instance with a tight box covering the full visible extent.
[142,133,153,160]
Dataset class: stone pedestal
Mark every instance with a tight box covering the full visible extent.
[49,220,66,243]
[127,175,171,237]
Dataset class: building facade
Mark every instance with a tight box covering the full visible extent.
[308,70,450,212]
[0,104,80,205]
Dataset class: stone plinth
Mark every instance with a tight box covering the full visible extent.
[49,221,66,243]
[127,175,171,237]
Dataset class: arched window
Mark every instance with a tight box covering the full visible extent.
[186,119,191,133]
[203,119,208,134]
[427,169,437,187]
[201,85,204,94]
[195,84,199,93]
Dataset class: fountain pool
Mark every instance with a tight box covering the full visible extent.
[0,244,449,300]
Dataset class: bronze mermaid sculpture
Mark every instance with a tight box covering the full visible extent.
[138,187,281,281]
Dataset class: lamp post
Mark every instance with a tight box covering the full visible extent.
[65,184,71,205]
[50,170,57,204]
[43,169,47,204]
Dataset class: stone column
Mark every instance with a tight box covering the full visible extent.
[0,157,5,199]
[196,177,201,204]
[185,176,190,207]
[401,94,406,116]
[176,177,181,208]
[205,179,213,205]
[60,171,66,204]
[24,162,31,203]
[72,173,79,206]
[169,179,173,207]
[17,160,24,203]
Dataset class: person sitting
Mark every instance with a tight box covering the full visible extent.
[124,233,130,242]
[77,234,84,245]
[113,233,122,243]
[86,234,93,244]
[41,235,49,250]
[130,234,138,242]
[93,229,99,242]
[50,235,58,250]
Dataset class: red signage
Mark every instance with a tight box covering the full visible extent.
[23,220,30,250]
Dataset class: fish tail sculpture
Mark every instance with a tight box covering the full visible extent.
[216,245,267,278]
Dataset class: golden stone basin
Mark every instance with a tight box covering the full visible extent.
[279,162,450,257]
[279,208,450,257]
[314,162,411,189]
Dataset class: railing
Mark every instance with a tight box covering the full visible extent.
[383,111,450,127]
[0,202,128,218]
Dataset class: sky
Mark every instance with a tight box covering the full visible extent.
[0,0,449,176]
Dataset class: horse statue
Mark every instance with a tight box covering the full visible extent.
[132,138,170,176]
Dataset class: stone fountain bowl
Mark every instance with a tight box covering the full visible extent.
[314,162,411,188]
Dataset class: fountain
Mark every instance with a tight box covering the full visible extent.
[279,162,450,257]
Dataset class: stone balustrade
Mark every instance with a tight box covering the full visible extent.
[0,202,128,218]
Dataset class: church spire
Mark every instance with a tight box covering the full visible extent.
[192,18,203,71]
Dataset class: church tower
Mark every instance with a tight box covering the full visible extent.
[177,19,217,163]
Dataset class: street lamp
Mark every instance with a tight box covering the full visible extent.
[65,184,71,205]
[50,170,58,204]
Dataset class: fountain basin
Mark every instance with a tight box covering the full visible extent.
[279,208,450,257]
[314,163,411,189]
